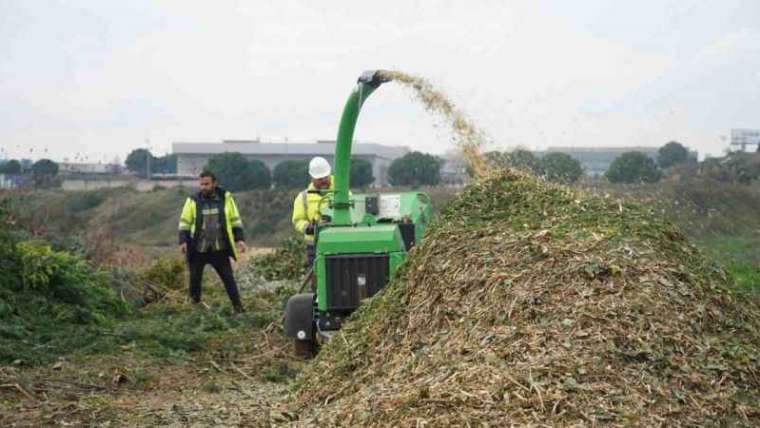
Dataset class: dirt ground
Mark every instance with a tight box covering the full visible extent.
[0,322,301,427]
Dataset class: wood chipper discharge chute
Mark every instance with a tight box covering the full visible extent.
[283,70,434,357]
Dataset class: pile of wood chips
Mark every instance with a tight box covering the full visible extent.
[294,169,760,427]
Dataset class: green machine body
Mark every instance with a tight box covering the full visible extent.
[283,71,434,355]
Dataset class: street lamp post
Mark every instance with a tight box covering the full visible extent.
[145,139,151,179]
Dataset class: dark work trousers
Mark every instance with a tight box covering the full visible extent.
[306,243,316,291]
[306,242,316,268]
[188,250,243,309]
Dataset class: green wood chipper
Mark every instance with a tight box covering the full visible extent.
[283,70,434,356]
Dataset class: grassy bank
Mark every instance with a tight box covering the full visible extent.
[1,185,459,258]
[698,235,760,293]
[0,187,298,249]
[0,204,303,426]
[586,178,760,295]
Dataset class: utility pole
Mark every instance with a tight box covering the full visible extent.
[145,139,151,179]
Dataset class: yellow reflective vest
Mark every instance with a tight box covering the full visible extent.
[178,187,244,259]
[291,178,334,242]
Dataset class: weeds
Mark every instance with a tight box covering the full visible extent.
[248,237,306,281]
[0,203,287,366]
[699,235,760,293]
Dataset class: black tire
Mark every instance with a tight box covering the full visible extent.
[294,338,317,359]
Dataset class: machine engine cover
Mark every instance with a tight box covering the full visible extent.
[325,254,389,311]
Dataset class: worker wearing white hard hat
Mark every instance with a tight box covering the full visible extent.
[292,156,333,239]
[308,156,331,180]
[292,157,334,279]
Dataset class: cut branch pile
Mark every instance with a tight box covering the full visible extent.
[295,169,760,427]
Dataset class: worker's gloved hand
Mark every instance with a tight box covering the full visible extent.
[304,223,315,235]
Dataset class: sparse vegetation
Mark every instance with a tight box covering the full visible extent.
[700,151,760,184]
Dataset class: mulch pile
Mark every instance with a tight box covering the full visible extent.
[294,169,760,427]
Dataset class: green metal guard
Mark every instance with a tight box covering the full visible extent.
[332,70,391,226]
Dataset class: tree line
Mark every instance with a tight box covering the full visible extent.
[195,153,378,191]
[4,141,760,191]
[0,159,59,176]
[600,141,760,184]
[484,141,760,185]
[171,151,444,191]
[0,159,61,188]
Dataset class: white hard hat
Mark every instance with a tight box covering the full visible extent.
[309,156,331,179]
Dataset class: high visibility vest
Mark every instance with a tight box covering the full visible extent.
[291,178,334,242]
[178,187,244,259]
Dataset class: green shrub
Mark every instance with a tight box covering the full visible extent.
[541,152,583,183]
[206,152,271,191]
[138,257,186,290]
[65,190,108,213]
[657,141,690,169]
[606,151,662,183]
[351,158,375,188]
[15,241,129,323]
[0,238,130,364]
[0,205,284,366]
[249,237,306,281]
[388,151,442,186]
[273,160,310,189]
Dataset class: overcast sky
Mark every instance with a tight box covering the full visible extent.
[1,0,759,163]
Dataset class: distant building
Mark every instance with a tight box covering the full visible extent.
[59,162,122,175]
[542,146,661,176]
[730,129,760,152]
[0,174,15,189]
[0,174,30,189]
[173,140,409,187]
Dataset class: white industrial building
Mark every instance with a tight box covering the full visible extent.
[58,162,122,175]
[172,140,409,187]
[730,129,760,152]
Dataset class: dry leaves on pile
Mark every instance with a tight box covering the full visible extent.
[294,169,760,427]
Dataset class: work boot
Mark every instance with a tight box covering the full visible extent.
[190,298,208,310]
[233,304,245,314]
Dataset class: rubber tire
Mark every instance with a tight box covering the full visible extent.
[294,338,317,359]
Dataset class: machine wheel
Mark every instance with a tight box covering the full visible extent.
[294,335,318,359]
[283,293,317,358]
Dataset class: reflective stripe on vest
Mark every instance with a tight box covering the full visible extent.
[301,190,308,219]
